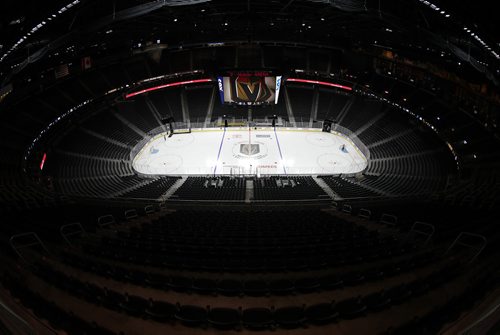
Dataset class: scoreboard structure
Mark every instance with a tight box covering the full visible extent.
[218,72,282,105]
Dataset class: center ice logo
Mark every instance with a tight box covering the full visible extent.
[240,144,260,156]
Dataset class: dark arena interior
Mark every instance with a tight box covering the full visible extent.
[1,0,500,334]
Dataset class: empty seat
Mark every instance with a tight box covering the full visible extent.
[409,279,431,296]
[319,275,344,290]
[364,268,385,281]
[243,280,268,296]
[337,297,367,319]
[217,279,242,296]
[120,294,149,316]
[82,282,105,304]
[242,307,273,329]
[362,290,391,311]
[169,275,193,292]
[192,277,217,295]
[125,270,147,285]
[295,277,320,292]
[387,284,412,304]
[145,300,177,322]
[176,305,207,326]
[207,307,241,329]
[343,271,366,286]
[273,305,306,328]
[305,302,338,324]
[269,279,294,295]
[145,272,169,289]
[101,289,125,311]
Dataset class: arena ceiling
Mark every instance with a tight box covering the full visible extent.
[0,0,499,85]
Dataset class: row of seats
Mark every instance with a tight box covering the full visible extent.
[172,177,246,201]
[253,176,328,200]
[84,237,413,273]
[1,274,114,335]
[320,176,380,198]
[119,177,180,199]
[81,210,413,272]
[61,249,437,296]
[32,260,462,330]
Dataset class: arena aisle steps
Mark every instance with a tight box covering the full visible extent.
[160,177,187,200]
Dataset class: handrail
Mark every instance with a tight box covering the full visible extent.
[407,221,435,246]
[380,213,398,226]
[9,232,49,263]
[124,209,139,220]
[60,222,85,247]
[342,203,353,214]
[144,205,156,215]
[358,208,371,219]
[445,232,487,263]
[458,299,500,335]
[0,299,37,335]
[97,214,116,227]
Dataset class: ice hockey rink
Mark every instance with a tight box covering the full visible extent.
[132,127,368,175]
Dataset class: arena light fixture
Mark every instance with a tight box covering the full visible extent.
[125,79,213,98]
[40,153,47,170]
[0,0,81,63]
[418,0,499,60]
[286,78,352,91]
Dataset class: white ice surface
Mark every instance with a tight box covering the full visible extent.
[132,127,368,175]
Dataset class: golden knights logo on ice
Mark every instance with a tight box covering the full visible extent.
[240,144,260,156]
[230,76,273,103]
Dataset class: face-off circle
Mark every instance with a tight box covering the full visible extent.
[163,134,195,148]
[317,153,350,173]
[135,154,183,174]
[306,133,336,147]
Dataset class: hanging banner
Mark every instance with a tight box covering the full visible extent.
[275,75,282,104]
